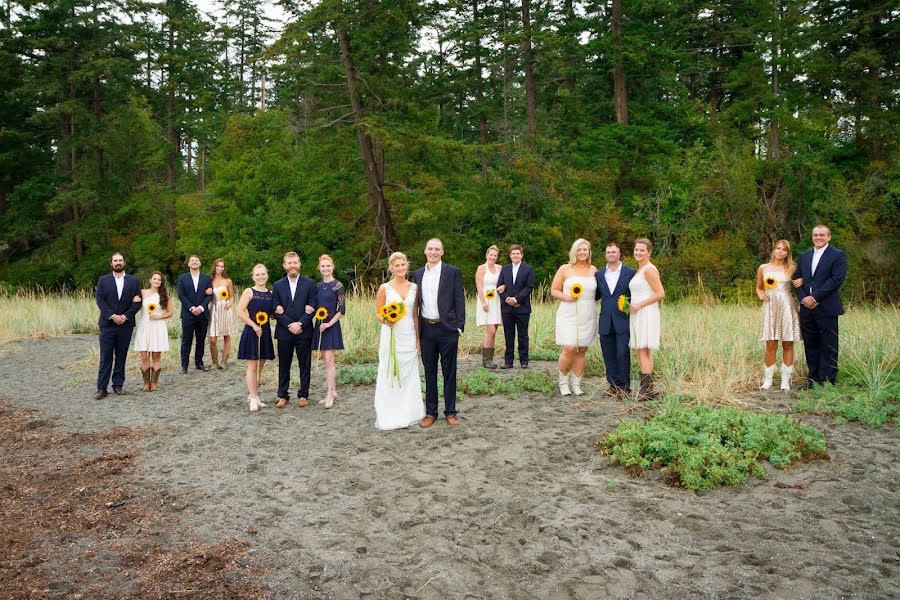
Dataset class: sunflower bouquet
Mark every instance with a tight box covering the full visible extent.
[218,288,230,301]
[570,282,584,349]
[147,302,158,315]
[313,307,329,366]
[484,288,497,301]
[617,294,630,314]
[764,275,778,290]
[381,301,407,386]
[254,311,269,380]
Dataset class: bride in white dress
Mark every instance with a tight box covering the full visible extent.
[374,252,426,430]
[550,238,598,397]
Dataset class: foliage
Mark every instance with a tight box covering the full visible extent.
[336,365,378,386]
[460,368,556,397]
[597,404,828,490]
[795,381,900,428]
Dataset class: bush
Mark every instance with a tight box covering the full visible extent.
[795,380,900,427]
[597,404,827,490]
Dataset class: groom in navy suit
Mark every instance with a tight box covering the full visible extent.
[94,253,142,399]
[794,225,848,386]
[272,251,318,408]
[496,244,535,368]
[595,243,636,396]
[176,255,213,373]
[412,238,466,428]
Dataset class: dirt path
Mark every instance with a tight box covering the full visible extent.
[1,335,898,599]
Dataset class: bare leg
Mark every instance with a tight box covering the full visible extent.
[246,360,259,396]
[764,340,778,367]
[572,348,588,377]
[209,335,219,365]
[637,348,654,374]
[557,347,576,375]
[782,342,794,366]
[151,352,162,370]
[324,350,337,407]
[140,351,151,371]
[222,336,231,364]
[484,324,497,349]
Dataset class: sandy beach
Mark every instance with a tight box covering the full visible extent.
[1,334,898,599]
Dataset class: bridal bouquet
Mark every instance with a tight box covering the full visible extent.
[381,301,407,387]
[484,289,497,301]
[218,289,229,301]
[764,275,778,289]
[617,294,630,314]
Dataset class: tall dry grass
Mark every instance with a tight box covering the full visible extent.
[1,289,896,403]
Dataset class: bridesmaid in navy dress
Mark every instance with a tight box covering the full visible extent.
[237,264,275,412]
[312,254,346,408]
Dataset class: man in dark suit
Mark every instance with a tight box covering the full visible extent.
[595,242,637,396]
[95,253,142,399]
[176,255,214,374]
[412,238,466,428]
[496,244,535,368]
[272,251,318,408]
[794,225,848,386]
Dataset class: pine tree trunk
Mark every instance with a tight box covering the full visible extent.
[521,0,538,144]
[611,0,628,125]
[337,25,399,259]
[473,0,489,176]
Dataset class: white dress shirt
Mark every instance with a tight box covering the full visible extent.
[604,263,622,295]
[421,261,442,319]
[288,276,298,301]
[113,272,124,300]
[191,272,199,291]
[511,262,521,286]
[811,244,828,276]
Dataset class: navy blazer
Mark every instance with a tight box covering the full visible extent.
[272,276,318,341]
[176,272,213,321]
[96,273,142,328]
[411,263,466,332]
[595,264,636,336]
[794,245,847,317]
[496,262,535,314]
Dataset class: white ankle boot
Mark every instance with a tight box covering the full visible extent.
[780,364,793,391]
[571,373,584,396]
[559,370,572,396]
[761,364,776,390]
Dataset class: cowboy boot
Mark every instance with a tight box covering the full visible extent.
[780,363,793,391]
[558,370,572,397]
[570,373,584,396]
[149,367,161,392]
[761,364,776,390]
[141,367,151,392]
[482,347,498,369]
[637,373,658,401]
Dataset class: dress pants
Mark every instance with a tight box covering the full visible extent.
[800,310,839,384]
[501,312,530,366]
[278,338,312,399]
[97,325,134,391]
[420,321,458,417]
[181,317,208,369]
[599,328,631,389]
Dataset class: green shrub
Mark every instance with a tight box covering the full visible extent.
[459,368,555,397]
[337,365,378,385]
[795,379,900,427]
[597,405,827,490]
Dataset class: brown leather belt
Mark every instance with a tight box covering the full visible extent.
[423,318,441,325]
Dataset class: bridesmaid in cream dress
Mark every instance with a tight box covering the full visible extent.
[756,239,801,390]
[134,272,173,392]
[551,238,598,396]
[475,245,503,369]
[208,258,237,369]
[629,238,665,400]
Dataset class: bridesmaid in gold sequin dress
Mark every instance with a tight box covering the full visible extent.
[208,258,238,369]
[755,240,802,390]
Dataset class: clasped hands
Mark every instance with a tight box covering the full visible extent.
[495,284,520,308]
[274,304,315,334]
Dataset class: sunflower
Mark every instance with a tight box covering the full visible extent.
[254,311,269,326]
[218,289,229,301]
[147,303,158,314]
[387,302,400,315]
[570,283,584,299]
[617,294,630,313]
[315,307,329,321]
[380,305,391,319]
[764,276,777,289]
[484,289,497,301]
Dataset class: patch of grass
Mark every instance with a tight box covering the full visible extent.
[795,380,900,428]
[459,368,555,396]
[337,365,378,386]
[597,404,828,490]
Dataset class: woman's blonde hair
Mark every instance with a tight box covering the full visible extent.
[318,254,334,266]
[568,238,592,265]
[770,239,795,275]
[251,263,268,276]
[634,238,653,253]
[485,245,500,259]
[388,252,408,268]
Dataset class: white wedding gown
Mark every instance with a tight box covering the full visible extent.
[374,283,425,430]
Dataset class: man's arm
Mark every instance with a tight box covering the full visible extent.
[515,267,535,305]
[176,275,189,306]
[272,283,292,328]
[812,251,848,303]
[123,278,142,321]
[454,267,466,331]
[298,281,316,329]
[96,278,116,321]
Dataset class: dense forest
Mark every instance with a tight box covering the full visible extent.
[0,0,897,301]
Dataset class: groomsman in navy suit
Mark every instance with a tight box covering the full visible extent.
[272,251,318,408]
[496,244,535,368]
[595,242,636,396]
[412,238,466,428]
[794,225,848,386]
[94,253,142,399]
[176,255,213,373]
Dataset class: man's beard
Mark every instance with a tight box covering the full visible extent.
[112,265,125,273]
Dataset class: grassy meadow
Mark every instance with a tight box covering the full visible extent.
[1,289,896,404]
